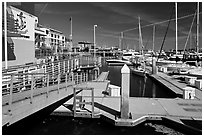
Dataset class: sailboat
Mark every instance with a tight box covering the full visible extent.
[156,3,185,67]
[131,16,146,76]
[163,2,201,75]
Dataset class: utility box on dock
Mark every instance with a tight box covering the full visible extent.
[161,67,167,73]
[195,80,202,90]
[108,84,121,97]
[183,87,195,99]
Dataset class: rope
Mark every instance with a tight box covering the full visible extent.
[157,6,175,62]
[183,11,197,51]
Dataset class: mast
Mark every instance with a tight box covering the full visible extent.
[138,16,145,71]
[190,32,192,50]
[153,25,155,52]
[138,16,144,55]
[4,2,8,69]
[119,32,123,50]
[196,2,199,53]
[175,2,178,55]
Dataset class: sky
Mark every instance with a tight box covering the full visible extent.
[8,1,202,51]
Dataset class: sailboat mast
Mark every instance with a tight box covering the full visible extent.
[138,16,143,55]
[153,25,155,52]
[120,32,124,50]
[175,2,178,55]
[196,2,199,53]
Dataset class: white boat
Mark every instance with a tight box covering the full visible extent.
[187,67,202,79]
[156,58,183,66]
[122,52,135,61]
[106,59,133,66]
[131,67,145,77]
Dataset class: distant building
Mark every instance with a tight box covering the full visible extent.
[35,24,66,54]
[78,41,92,52]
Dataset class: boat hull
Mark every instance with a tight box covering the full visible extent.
[106,59,133,66]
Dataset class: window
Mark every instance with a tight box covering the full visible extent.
[46,30,49,34]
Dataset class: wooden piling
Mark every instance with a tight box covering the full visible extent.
[121,64,130,119]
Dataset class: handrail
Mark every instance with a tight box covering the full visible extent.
[2,55,98,72]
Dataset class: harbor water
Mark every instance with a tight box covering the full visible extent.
[3,58,183,135]
[100,58,177,98]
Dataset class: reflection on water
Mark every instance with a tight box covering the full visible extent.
[100,58,176,98]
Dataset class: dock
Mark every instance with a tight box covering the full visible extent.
[149,72,202,100]
[52,65,202,133]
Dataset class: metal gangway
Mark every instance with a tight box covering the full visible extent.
[2,56,101,126]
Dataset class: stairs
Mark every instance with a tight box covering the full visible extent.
[73,87,100,118]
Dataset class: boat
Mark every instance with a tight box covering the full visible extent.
[187,67,202,79]
[106,59,133,66]
[122,52,135,61]
[156,58,183,66]
[131,67,145,77]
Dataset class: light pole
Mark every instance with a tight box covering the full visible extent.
[4,2,7,69]
[94,24,97,59]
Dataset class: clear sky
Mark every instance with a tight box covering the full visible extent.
[9,1,202,51]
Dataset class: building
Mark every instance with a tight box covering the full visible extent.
[34,24,66,56]
[48,28,66,54]
[2,5,67,68]
[2,5,37,67]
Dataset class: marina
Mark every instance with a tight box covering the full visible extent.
[2,2,202,135]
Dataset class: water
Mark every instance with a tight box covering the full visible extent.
[3,58,182,135]
[100,58,177,98]
[3,116,182,135]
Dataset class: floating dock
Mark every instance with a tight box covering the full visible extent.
[149,72,202,100]
[52,66,202,133]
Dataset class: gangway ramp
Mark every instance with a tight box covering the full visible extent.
[95,71,109,81]
[2,72,82,127]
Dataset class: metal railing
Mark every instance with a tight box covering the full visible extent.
[2,55,100,74]
[2,55,101,104]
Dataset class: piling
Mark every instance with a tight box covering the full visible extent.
[121,64,130,119]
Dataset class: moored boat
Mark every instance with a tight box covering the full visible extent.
[106,59,133,66]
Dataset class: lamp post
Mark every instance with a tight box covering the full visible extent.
[4,2,7,69]
[94,24,97,59]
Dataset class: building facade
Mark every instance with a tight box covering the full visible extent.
[2,5,67,68]
[2,6,36,67]
[35,24,66,55]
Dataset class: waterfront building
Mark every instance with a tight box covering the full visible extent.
[2,5,67,68]
[78,41,92,52]
[35,24,66,56]
[2,5,37,67]
[48,28,66,54]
